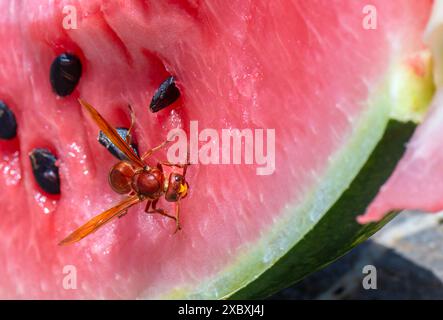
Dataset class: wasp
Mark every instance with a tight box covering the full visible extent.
[59,99,189,245]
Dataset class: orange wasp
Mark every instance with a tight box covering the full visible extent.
[59,99,189,246]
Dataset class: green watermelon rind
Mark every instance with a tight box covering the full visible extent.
[230,120,412,299]
[154,58,432,300]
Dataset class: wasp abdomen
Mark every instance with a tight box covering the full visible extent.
[109,161,136,194]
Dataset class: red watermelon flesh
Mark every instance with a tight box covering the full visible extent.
[0,0,433,298]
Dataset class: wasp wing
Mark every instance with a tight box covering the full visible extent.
[59,195,141,245]
[78,99,145,168]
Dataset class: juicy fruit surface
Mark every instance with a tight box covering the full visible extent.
[0,0,432,298]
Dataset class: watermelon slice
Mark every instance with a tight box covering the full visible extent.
[0,0,436,299]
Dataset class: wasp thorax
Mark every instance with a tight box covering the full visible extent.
[132,169,164,198]
[109,161,136,194]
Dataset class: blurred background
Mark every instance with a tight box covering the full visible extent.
[271,211,443,299]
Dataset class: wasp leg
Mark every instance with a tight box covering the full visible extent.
[141,140,172,161]
[125,105,136,145]
[159,161,188,168]
[173,201,181,234]
[144,200,152,213]
[160,149,190,177]
[145,199,181,233]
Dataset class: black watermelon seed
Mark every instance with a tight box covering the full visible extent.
[0,101,17,140]
[98,127,139,161]
[50,53,82,97]
[149,76,181,113]
[29,148,60,195]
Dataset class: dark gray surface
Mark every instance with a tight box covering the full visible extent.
[270,211,443,300]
